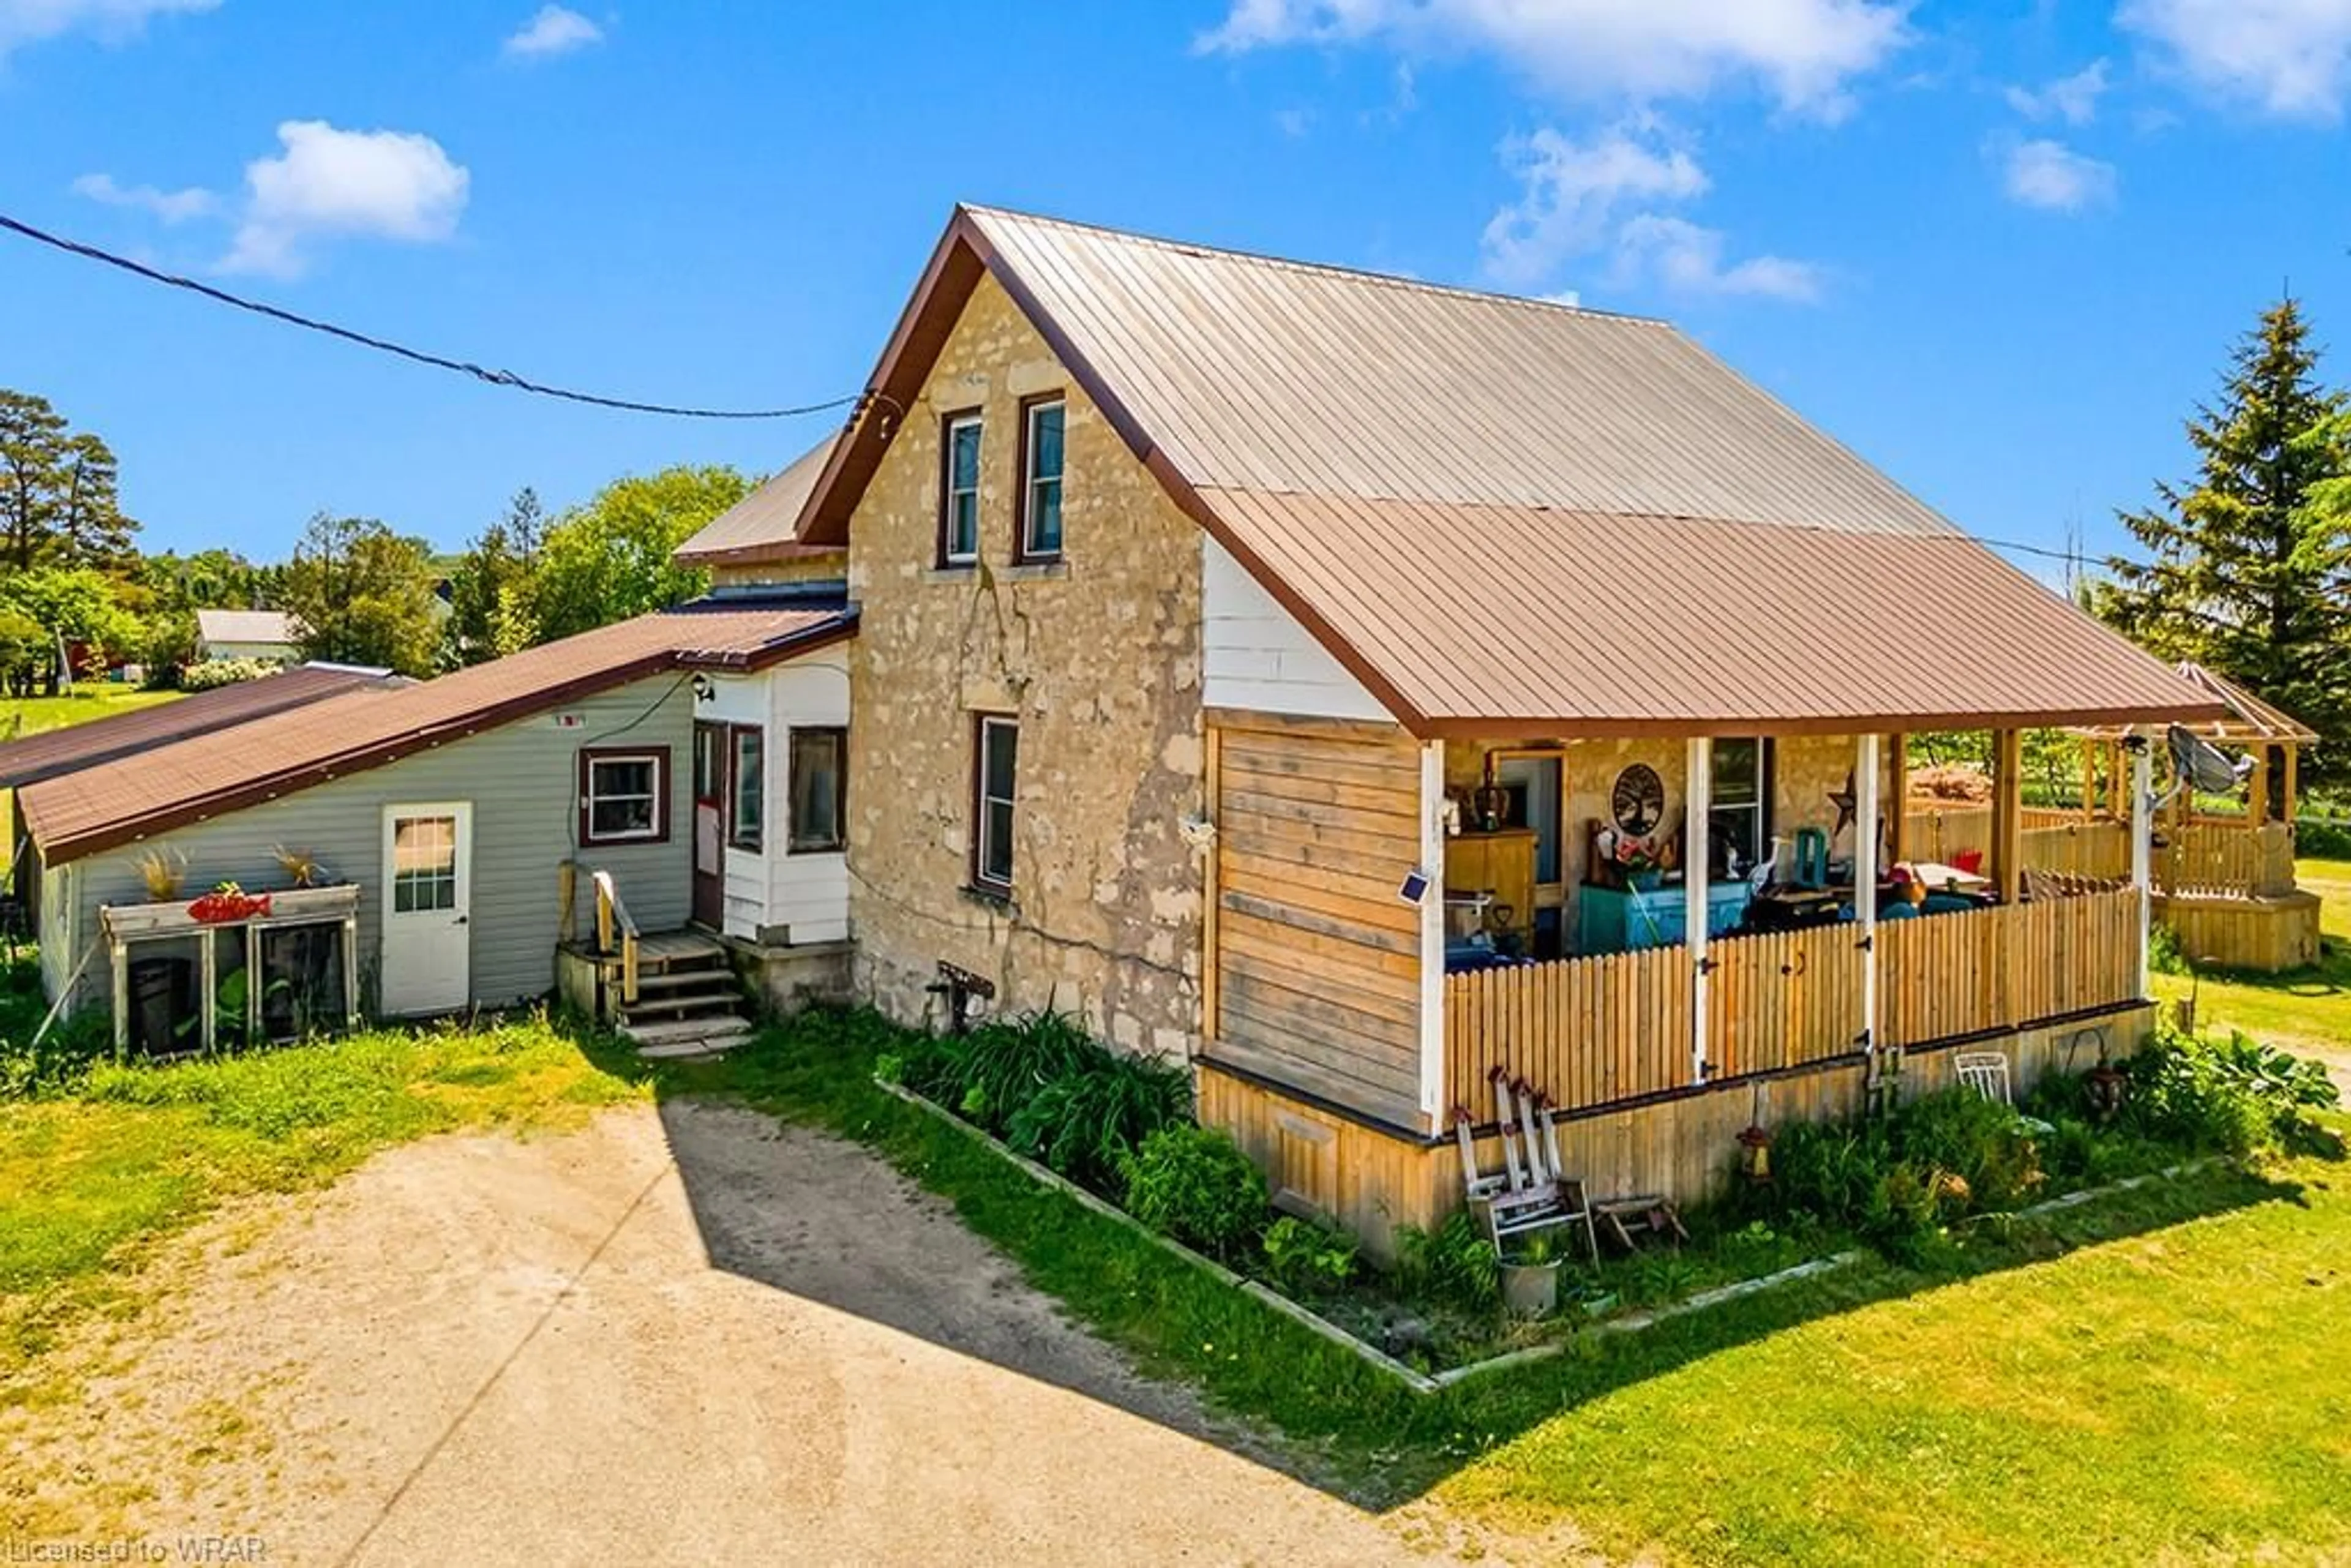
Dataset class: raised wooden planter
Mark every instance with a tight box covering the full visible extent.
[99,883,362,1054]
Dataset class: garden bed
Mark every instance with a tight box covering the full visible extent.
[876,1011,2341,1385]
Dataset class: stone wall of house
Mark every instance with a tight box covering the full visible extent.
[843,273,1204,1059]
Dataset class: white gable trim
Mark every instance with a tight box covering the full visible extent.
[1201,536,1392,723]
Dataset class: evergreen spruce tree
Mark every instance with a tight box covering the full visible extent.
[2094,298,2351,783]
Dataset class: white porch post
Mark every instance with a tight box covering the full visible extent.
[1417,739,1447,1129]
[1854,733,1881,1054]
[2130,737,2154,997]
[1685,737,1712,1085]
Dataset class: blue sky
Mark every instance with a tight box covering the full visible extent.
[4,1,2349,577]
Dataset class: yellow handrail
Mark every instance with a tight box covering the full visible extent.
[588,868,641,1007]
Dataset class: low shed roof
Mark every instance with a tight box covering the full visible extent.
[26,601,855,865]
[195,608,301,647]
[0,664,403,792]
[795,206,2221,738]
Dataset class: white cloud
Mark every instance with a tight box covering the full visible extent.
[0,0,215,59]
[502,4,602,59]
[1483,122,1707,283]
[2004,58,2110,124]
[1198,0,1910,117]
[220,121,470,279]
[1615,214,1822,300]
[71,171,216,223]
[2120,0,2351,120]
[1274,105,1314,135]
[1481,121,1820,304]
[1998,136,2118,211]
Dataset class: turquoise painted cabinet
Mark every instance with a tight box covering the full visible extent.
[1577,881,1751,954]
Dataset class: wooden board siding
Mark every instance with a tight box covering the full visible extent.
[1443,946,1689,1117]
[2156,890,2322,973]
[1197,1062,1447,1262]
[1210,718,1426,1127]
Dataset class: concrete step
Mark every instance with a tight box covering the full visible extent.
[627,1016,755,1060]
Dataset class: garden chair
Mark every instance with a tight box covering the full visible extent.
[1954,1050,2014,1106]
[1451,1071,1600,1265]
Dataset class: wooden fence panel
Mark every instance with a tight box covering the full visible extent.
[2159,821,2297,898]
[1705,924,1864,1080]
[1880,889,2139,1049]
[1443,946,1689,1116]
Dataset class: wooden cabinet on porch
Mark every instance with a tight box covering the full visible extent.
[1445,828,1537,950]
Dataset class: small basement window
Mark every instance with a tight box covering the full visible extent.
[788,727,847,853]
[579,747,670,845]
[729,726,765,851]
[973,715,1018,895]
[940,412,983,565]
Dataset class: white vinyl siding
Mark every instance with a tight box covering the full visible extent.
[700,652,851,944]
[1201,536,1391,722]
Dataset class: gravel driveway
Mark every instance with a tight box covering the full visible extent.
[9,1100,1511,1565]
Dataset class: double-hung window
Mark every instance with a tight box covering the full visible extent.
[787,727,847,853]
[1708,737,1772,879]
[728,727,765,852]
[579,748,670,846]
[972,716,1018,895]
[1018,396,1065,560]
[940,413,983,565]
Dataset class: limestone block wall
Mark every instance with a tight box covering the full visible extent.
[843,274,1205,1058]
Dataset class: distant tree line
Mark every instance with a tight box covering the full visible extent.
[0,383,753,690]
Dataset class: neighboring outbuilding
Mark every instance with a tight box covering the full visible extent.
[193,608,304,664]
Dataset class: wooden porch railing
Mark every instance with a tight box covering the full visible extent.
[1879,888,2139,1048]
[589,868,641,1005]
[1706,923,1863,1079]
[1444,887,2143,1116]
[2158,820,2297,899]
[1903,806,2132,880]
[1444,946,1689,1116]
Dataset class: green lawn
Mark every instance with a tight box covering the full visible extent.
[1,999,2345,1562]
[2154,856,2351,1085]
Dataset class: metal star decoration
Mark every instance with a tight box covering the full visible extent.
[1828,771,1858,837]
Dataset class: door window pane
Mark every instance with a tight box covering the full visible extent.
[392,815,457,913]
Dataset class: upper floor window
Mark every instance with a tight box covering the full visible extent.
[940,412,982,565]
[579,747,670,846]
[1018,396,1065,560]
[972,715,1018,895]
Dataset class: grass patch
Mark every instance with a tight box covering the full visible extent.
[689,1010,2347,1562]
[0,1013,647,1382]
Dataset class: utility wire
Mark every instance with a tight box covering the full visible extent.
[0,211,860,421]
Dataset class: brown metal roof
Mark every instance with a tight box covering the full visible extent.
[0,664,403,790]
[673,435,845,566]
[26,602,856,864]
[795,205,2223,737]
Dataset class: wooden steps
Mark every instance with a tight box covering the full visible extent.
[614,932,752,1060]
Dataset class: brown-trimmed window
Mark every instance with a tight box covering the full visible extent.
[579,747,670,846]
[728,726,765,852]
[972,715,1018,894]
[787,727,847,854]
[940,411,983,565]
[1016,395,1065,560]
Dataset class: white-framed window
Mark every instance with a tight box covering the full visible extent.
[940,412,982,565]
[1019,396,1064,560]
[787,726,847,853]
[973,715,1018,893]
[391,812,460,913]
[579,748,670,846]
[1708,737,1772,877]
[729,726,765,852]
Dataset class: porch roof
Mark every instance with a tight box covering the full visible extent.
[24,599,856,865]
[793,205,2223,738]
[2075,661,2319,746]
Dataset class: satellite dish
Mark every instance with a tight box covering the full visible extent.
[2167,724,2251,796]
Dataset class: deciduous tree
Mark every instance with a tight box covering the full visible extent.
[281,513,441,677]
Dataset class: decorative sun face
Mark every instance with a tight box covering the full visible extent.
[1612,763,1665,837]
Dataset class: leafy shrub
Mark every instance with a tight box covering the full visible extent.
[1004,1047,1191,1199]
[1768,1088,2052,1258]
[1893,1088,2045,1211]
[2124,1026,2335,1155]
[1260,1214,1360,1296]
[0,1006,110,1100]
[1123,1124,1267,1260]
[1393,1210,1500,1311]
[2147,921,2188,976]
[179,658,283,692]
[915,1011,1093,1136]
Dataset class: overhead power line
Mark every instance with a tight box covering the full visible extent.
[0,211,860,421]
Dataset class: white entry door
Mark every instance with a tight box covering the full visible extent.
[380,803,471,1016]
